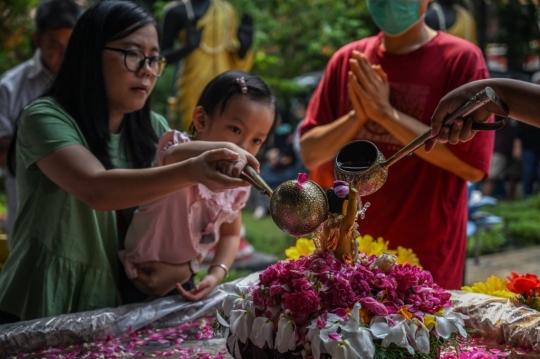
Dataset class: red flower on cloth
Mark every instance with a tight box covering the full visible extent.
[506,272,540,296]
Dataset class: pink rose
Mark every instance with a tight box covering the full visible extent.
[359,297,388,317]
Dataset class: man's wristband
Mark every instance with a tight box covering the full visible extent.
[209,263,229,278]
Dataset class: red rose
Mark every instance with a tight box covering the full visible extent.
[283,290,320,319]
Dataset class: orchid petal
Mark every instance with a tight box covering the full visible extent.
[276,316,297,353]
[251,317,275,349]
[229,309,254,343]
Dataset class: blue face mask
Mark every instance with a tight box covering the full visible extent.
[368,0,421,36]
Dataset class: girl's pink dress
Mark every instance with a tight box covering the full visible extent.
[120,131,250,279]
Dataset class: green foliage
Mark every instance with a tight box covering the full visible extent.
[468,195,540,256]
[229,0,374,104]
[0,0,40,74]
[151,1,374,110]
[466,224,506,257]
[507,220,540,246]
[151,65,176,118]
[241,211,295,260]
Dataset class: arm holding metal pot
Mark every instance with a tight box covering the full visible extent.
[163,139,260,180]
[348,51,485,182]
[426,78,540,152]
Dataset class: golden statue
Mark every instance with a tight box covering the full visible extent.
[312,181,360,263]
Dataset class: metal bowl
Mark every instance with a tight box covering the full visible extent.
[269,179,329,237]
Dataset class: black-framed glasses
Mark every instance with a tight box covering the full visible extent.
[104,47,167,77]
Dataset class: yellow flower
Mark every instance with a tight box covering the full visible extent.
[424,315,437,328]
[356,235,389,256]
[461,275,515,299]
[285,238,316,260]
[356,236,421,267]
[394,246,422,268]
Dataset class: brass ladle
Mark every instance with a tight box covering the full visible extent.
[335,87,509,196]
[241,166,329,237]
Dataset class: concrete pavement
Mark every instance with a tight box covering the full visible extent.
[464,245,540,286]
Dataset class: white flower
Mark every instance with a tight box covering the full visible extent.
[332,303,375,359]
[275,315,297,353]
[404,318,430,354]
[250,316,275,349]
[370,314,414,355]
[242,292,255,312]
[306,313,342,359]
[226,332,241,359]
[229,309,254,344]
[434,308,468,339]
[220,283,250,317]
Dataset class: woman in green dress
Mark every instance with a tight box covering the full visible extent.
[0,0,258,323]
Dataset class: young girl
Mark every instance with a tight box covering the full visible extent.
[121,70,276,301]
[0,1,258,323]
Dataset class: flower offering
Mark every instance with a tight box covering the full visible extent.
[218,251,467,359]
[218,177,467,359]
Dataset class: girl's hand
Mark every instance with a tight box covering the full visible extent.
[176,273,221,301]
[132,261,192,297]
[190,148,256,191]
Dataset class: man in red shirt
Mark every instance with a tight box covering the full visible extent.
[299,0,493,289]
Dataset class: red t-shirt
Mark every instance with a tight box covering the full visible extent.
[300,32,494,289]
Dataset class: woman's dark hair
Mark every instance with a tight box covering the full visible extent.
[44,0,159,169]
[35,0,82,34]
[189,70,278,137]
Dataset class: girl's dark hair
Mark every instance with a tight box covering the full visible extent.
[189,70,278,136]
[44,0,159,169]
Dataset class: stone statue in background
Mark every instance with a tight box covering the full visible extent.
[161,0,254,130]
[425,0,477,44]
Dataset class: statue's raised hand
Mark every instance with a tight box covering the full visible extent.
[185,18,203,52]
[237,13,254,50]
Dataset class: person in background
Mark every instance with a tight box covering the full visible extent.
[482,117,518,200]
[0,0,258,324]
[299,0,493,290]
[0,0,82,244]
[512,71,540,198]
[512,120,540,198]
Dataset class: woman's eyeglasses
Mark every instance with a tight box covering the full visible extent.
[104,47,167,77]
